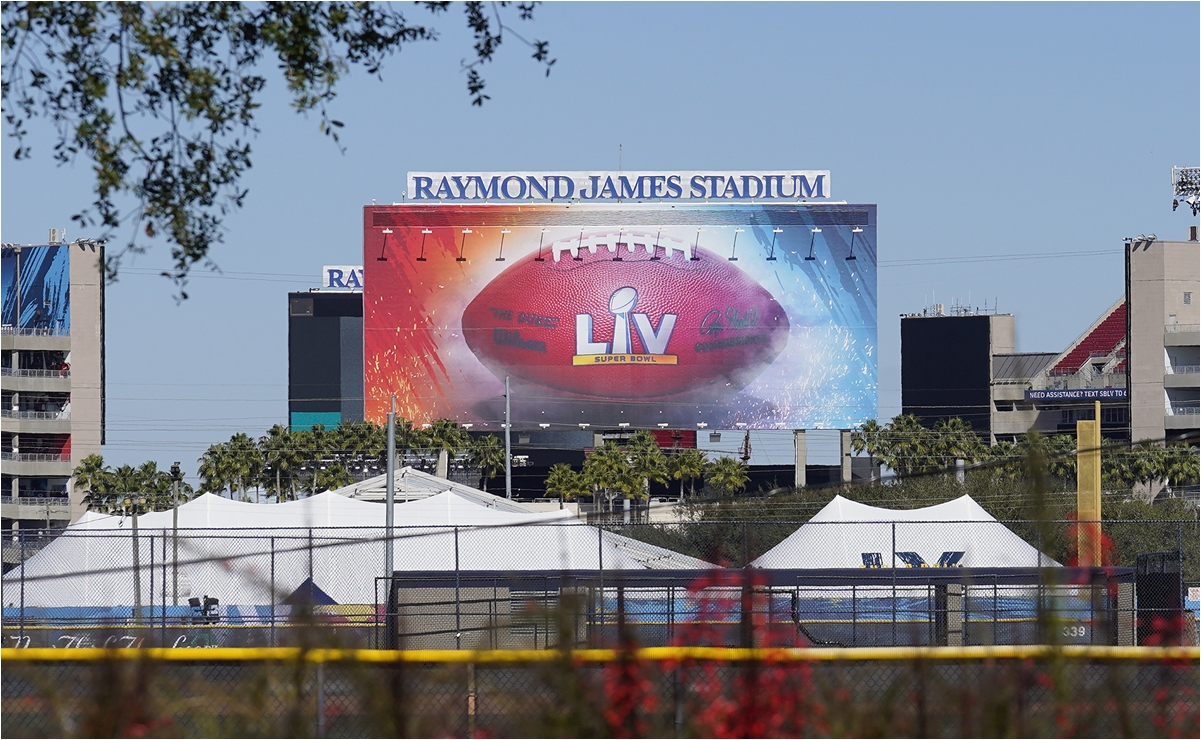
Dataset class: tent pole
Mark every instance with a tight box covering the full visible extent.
[891,521,897,647]
[504,376,512,500]
[386,395,396,578]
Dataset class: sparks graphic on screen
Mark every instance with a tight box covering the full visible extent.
[363,203,876,430]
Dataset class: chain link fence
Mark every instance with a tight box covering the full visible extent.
[3,520,1196,650]
[2,648,1197,738]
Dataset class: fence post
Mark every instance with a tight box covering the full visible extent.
[149,534,154,634]
[598,524,605,643]
[316,661,326,738]
[1179,521,1185,648]
[19,530,26,643]
[891,521,897,647]
[467,662,477,738]
[271,536,276,648]
[455,526,461,650]
[161,531,168,647]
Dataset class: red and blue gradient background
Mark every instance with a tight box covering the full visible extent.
[363,203,877,430]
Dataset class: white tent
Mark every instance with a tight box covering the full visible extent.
[4,487,708,608]
[752,494,1058,570]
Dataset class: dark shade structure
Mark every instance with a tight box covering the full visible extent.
[288,291,363,430]
[901,314,993,435]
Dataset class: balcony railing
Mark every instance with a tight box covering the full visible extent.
[1168,365,1201,374]
[1168,405,1200,416]
[0,452,71,463]
[0,409,70,420]
[0,496,71,507]
[0,325,68,337]
[1165,323,1200,333]
[0,367,69,379]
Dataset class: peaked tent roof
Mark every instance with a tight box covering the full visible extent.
[752,494,1058,569]
[327,467,534,513]
[5,486,708,607]
[65,489,573,531]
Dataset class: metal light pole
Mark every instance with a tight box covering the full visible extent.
[170,462,181,604]
[504,376,512,500]
[385,395,396,577]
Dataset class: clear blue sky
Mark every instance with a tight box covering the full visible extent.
[3,2,1198,484]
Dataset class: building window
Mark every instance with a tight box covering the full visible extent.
[1185,292,1193,305]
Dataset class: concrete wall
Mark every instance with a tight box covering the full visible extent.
[67,242,105,521]
[1128,238,1200,444]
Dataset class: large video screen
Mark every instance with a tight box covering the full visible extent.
[1,245,71,334]
[363,204,876,430]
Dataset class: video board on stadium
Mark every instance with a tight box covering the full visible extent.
[363,194,876,430]
[1,244,71,334]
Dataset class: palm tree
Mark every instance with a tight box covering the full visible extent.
[469,435,506,492]
[224,432,264,502]
[849,419,885,480]
[1163,444,1200,494]
[334,420,386,478]
[544,463,588,505]
[877,414,932,477]
[932,417,986,468]
[314,462,354,493]
[424,419,470,456]
[72,454,112,495]
[259,424,304,501]
[626,431,668,501]
[198,441,233,496]
[583,441,638,512]
[292,425,334,497]
[705,456,750,494]
[667,447,707,501]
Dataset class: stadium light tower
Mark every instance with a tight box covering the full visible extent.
[1171,166,1199,216]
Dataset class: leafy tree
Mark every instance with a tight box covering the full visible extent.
[72,453,111,495]
[423,418,470,457]
[225,432,264,501]
[876,414,933,477]
[259,424,305,501]
[77,457,189,513]
[544,463,588,504]
[314,462,354,493]
[469,434,505,492]
[849,419,885,479]
[931,417,986,466]
[705,456,749,495]
[198,440,235,496]
[1162,444,1200,492]
[1,2,554,294]
[667,447,708,500]
[625,430,668,501]
[583,441,638,511]
[333,420,386,475]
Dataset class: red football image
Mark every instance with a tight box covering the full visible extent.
[461,229,790,399]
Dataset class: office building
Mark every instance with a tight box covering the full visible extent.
[2,237,105,534]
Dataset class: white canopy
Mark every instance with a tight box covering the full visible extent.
[6,486,708,608]
[752,494,1058,569]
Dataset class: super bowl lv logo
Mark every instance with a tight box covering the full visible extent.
[574,287,678,366]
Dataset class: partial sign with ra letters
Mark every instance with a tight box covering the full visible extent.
[322,265,364,290]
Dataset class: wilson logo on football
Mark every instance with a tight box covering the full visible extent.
[574,287,678,366]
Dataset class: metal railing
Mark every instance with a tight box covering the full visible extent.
[0,367,69,379]
[0,496,71,506]
[1169,405,1200,416]
[0,453,72,463]
[0,325,68,337]
[1169,365,1201,374]
[0,409,70,420]
[1166,323,1201,333]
